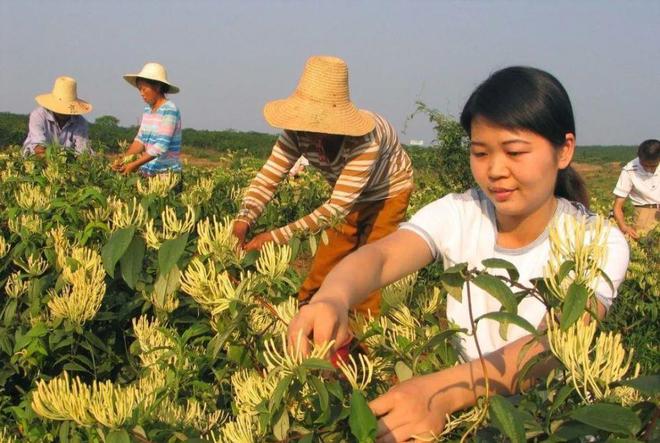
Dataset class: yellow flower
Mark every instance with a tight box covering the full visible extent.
[181,177,215,206]
[248,298,298,335]
[154,397,228,434]
[88,380,141,428]
[211,414,257,443]
[8,214,43,235]
[13,253,48,277]
[131,315,179,368]
[545,214,609,300]
[136,171,180,197]
[546,311,638,403]
[0,235,10,258]
[381,272,418,308]
[336,353,374,392]
[180,259,255,315]
[31,372,95,426]
[255,242,291,282]
[48,247,105,326]
[147,290,180,314]
[109,196,146,231]
[144,205,195,249]
[263,332,334,376]
[4,272,30,299]
[196,216,244,264]
[14,183,52,211]
[230,370,278,416]
[0,426,17,443]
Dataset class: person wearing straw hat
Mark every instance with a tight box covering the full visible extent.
[233,55,414,314]
[23,76,93,156]
[113,62,182,176]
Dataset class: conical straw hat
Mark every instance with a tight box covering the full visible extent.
[123,62,180,93]
[263,56,375,136]
[35,76,92,115]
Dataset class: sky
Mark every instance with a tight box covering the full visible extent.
[1,0,658,146]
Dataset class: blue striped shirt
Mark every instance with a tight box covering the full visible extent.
[136,100,182,175]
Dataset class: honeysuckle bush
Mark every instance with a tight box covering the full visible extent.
[0,145,657,442]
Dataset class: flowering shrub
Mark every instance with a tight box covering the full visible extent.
[0,146,656,442]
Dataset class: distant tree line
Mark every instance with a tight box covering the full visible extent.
[0,112,278,157]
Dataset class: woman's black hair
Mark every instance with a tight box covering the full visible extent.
[136,77,170,95]
[460,66,589,208]
[637,139,660,162]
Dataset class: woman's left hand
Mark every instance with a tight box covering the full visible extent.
[244,231,275,251]
[120,161,140,175]
[369,374,450,443]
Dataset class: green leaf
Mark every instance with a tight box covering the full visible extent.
[154,265,181,300]
[394,361,413,381]
[120,235,145,289]
[440,272,464,302]
[615,374,660,396]
[560,282,589,331]
[301,358,335,371]
[272,408,290,440]
[106,429,131,443]
[472,274,517,313]
[349,389,377,443]
[570,403,641,435]
[556,260,575,286]
[309,376,329,417]
[289,237,301,260]
[269,374,293,412]
[242,249,259,267]
[3,299,17,327]
[58,420,70,443]
[101,226,136,278]
[476,312,538,339]
[298,434,314,443]
[482,258,520,281]
[158,233,189,275]
[489,395,525,443]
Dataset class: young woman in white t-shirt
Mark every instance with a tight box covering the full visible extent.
[287,66,630,442]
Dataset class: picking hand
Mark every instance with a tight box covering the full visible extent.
[244,231,275,251]
[370,373,450,443]
[119,161,140,175]
[232,220,250,248]
[287,299,351,357]
[622,225,640,240]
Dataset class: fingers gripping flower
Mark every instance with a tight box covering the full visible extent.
[263,332,335,376]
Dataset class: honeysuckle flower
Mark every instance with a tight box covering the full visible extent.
[4,272,30,298]
[196,216,244,264]
[417,287,442,316]
[144,205,195,249]
[23,161,36,174]
[545,214,609,300]
[147,290,180,314]
[546,311,638,403]
[136,171,180,197]
[0,426,16,443]
[8,214,43,235]
[43,164,63,184]
[263,332,334,376]
[87,380,141,428]
[381,272,418,308]
[231,369,278,416]
[0,168,17,182]
[255,242,291,281]
[13,253,48,277]
[109,196,146,232]
[336,353,374,392]
[248,297,298,335]
[31,372,95,426]
[83,204,113,223]
[48,247,105,326]
[132,315,178,368]
[14,183,52,211]
[350,310,387,348]
[180,260,255,315]
[0,235,9,258]
[155,398,227,434]
[211,414,256,443]
[181,176,215,206]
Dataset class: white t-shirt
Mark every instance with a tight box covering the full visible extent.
[399,189,630,361]
[613,158,660,206]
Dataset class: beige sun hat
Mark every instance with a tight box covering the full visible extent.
[35,76,92,115]
[263,56,375,136]
[123,62,180,93]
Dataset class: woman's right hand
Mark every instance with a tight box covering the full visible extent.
[287,298,352,356]
[232,220,250,247]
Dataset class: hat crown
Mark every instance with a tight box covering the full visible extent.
[295,56,350,105]
[51,76,78,101]
[137,62,169,82]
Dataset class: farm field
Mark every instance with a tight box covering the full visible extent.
[0,120,657,441]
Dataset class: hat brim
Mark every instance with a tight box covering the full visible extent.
[123,74,180,94]
[35,94,92,115]
[263,96,375,137]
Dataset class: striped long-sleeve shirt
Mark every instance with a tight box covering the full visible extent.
[236,112,414,243]
[135,100,182,176]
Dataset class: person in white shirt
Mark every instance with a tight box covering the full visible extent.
[612,139,660,238]
[287,66,630,442]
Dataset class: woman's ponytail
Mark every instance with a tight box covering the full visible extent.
[555,165,589,209]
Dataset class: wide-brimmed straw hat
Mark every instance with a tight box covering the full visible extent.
[123,62,180,94]
[35,76,92,115]
[263,56,375,136]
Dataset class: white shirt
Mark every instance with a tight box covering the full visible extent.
[613,158,660,205]
[399,189,629,361]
